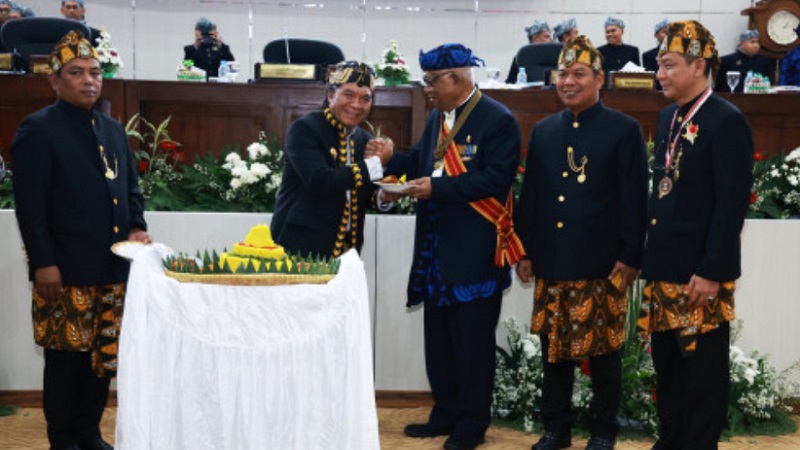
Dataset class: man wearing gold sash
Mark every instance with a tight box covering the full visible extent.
[514,36,648,450]
[640,21,753,450]
[11,31,150,450]
[386,43,523,450]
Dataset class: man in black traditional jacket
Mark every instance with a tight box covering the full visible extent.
[12,30,150,450]
[640,20,754,450]
[515,35,648,450]
[271,61,393,258]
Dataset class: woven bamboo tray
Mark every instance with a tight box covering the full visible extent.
[164,271,335,286]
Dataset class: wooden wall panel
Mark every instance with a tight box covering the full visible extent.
[2,76,799,165]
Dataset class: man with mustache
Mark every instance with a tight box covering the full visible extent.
[11,30,150,450]
[271,61,393,258]
[514,35,648,450]
[386,43,524,450]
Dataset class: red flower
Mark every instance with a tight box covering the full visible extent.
[138,160,149,174]
[517,165,526,174]
[159,140,178,152]
[169,150,186,164]
[580,358,592,377]
[397,57,405,65]
[750,191,758,205]
[650,387,657,401]
[754,152,764,161]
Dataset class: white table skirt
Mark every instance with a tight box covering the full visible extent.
[115,247,379,450]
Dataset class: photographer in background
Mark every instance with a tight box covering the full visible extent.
[183,17,235,79]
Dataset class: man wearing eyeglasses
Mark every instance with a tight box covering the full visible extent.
[271,61,393,258]
[385,43,523,450]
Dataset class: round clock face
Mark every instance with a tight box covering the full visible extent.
[767,10,800,46]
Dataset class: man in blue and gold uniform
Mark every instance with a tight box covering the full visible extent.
[11,30,150,450]
[271,61,392,258]
[514,36,648,450]
[386,43,524,450]
[640,21,753,450]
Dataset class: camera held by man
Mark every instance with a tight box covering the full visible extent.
[183,17,235,79]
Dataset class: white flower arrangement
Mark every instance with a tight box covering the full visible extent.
[750,146,800,218]
[221,132,283,204]
[493,316,798,436]
[374,40,411,86]
[95,30,123,73]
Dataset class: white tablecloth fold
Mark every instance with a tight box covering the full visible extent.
[115,248,379,450]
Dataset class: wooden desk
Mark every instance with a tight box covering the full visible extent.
[2,76,799,163]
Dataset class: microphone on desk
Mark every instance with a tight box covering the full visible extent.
[283,26,291,64]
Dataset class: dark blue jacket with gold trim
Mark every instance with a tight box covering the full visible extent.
[12,99,147,286]
[641,94,753,284]
[387,92,521,288]
[514,101,648,281]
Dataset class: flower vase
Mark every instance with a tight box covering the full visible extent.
[383,78,402,87]
[101,67,116,79]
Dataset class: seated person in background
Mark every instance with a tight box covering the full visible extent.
[60,0,101,45]
[715,30,777,92]
[0,0,12,52]
[0,0,12,26]
[184,17,235,79]
[779,24,800,86]
[597,16,640,73]
[506,20,551,83]
[553,18,579,44]
[642,19,669,72]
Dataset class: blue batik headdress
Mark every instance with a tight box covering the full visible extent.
[419,43,484,72]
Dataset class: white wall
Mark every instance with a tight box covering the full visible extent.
[18,0,756,82]
[2,211,799,392]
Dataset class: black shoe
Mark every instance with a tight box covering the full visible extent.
[531,431,572,450]
[586,436,615,450]
[649,441,673,450]
[443,433,485,450]
[404,422,453,438]
[80,439,113,450]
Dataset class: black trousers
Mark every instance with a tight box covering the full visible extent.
[539,334,622,439]
[651,322,730,450]
[423,291,502,439]
[43,348,110,450]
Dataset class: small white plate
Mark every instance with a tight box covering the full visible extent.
[111,241,174,260]
[375,182,412,194]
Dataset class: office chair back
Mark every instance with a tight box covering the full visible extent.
[262,38,344,81]
[515,42,563,83]
[0,17,92,70]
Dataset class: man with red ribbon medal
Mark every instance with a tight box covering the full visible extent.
[383,43,523,450]
[514,36,648,450]
[640,21,754,450]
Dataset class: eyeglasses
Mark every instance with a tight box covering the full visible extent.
[422,71,453,87]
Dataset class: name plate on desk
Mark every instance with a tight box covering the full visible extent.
[29,55,53,75]
[611,72,655,90]
[0,54,13,71]
[255,63,316,81]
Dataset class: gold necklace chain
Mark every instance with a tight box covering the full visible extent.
[566,146,587,183]
[99,145,118,180]
[324,108,361,256]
